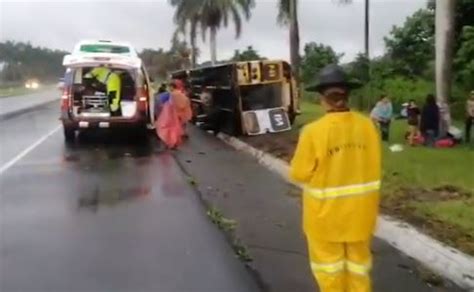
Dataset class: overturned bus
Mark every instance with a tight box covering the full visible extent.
[171,60,299,136]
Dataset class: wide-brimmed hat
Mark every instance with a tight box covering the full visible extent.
[306,64,361,93]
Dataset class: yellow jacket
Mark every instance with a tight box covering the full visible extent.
[290,111,381,242]
[88,67,121,111]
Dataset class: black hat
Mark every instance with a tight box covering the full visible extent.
[305,64,361,93]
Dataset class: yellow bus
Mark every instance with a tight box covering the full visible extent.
[171,60,299,136]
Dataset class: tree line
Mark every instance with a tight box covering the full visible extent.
[0,39,264,86]
[295,0,473,114]
[167,0,473,121]
[0,41,68,84]
[0,39,193,85]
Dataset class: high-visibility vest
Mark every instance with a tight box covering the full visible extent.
[290,111,381,242]
[88,68,121,112]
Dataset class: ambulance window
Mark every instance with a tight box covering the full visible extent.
[135,69,145,87]
[73,68,82,84]
[140,68,149,91]
[79,44,130,54]
[64,68,74,85]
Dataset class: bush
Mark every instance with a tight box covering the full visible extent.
[350,76,468,119]
[351,76,434,108]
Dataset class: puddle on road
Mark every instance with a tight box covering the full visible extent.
[63,155,80,162]
[61,131,163,164]
[78,186,151,211]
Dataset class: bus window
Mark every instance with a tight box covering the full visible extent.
[240,83,283,111]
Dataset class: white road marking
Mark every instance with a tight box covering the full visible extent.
[0,125,62,175]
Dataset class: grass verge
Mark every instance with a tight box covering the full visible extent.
[0,85,55,98]
[244,100,474,255]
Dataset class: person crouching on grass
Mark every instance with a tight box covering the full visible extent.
[290,64,382,292]
[407,99,421,146]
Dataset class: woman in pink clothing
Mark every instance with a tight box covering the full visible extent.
[170,80,192,138]
[155,80,192,149]
[170,80,192,125]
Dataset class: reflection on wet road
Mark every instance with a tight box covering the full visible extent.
[0,104,258,291]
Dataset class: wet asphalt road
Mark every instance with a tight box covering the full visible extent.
[0,104,259,291]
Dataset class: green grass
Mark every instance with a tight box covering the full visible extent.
[383,119,474,193]
[297,100,474,192]
[296,100,474,252]
[293,100,325,132]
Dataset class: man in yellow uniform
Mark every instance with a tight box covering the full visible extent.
[85,67,121,116]
[290,64,381,292]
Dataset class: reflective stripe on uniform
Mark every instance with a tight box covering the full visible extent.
[305,180,380,200]
[346,260,372,276]
[103,71,113,84]
[311,261,345,274]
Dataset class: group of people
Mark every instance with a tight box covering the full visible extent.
[370,91,474,147]
[154,80,192,149]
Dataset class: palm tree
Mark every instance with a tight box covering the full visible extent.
[435,0,456,135]
[170,0,255,65]
[338,0,369,109]
[277,0,362,90]
[277,0,300,86]
[171,0,199,68]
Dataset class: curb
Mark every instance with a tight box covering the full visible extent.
[217,132,474,291]
[0,99,59,121]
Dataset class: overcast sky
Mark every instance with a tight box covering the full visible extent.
[0,0,426,63]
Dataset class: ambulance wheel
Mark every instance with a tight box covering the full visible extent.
[63,126,76,143]
[134,126,149,142]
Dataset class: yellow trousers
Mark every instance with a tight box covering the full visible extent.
[307,239,372,292]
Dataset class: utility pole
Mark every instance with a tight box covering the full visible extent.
[435,0,455,136]
[363,0,370,110]
[364,0,369,59]
[289,0,301,112]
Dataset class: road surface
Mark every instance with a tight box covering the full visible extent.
[0,102,259,291]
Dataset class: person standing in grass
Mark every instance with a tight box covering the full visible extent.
[420,94,440,147]
[290,64,381,292]
[465,91,474,143]
[370,95,393,142]
[406,99,421,146]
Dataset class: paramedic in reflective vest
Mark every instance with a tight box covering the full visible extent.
[290,64,381,292]
[85,67,121,116]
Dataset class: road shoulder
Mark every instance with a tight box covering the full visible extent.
[0,89,59,120]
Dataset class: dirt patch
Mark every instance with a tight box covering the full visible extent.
[398,185,472,202]
[381,185,474,255]
[241,132,297,162]
[382,199,474,255]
